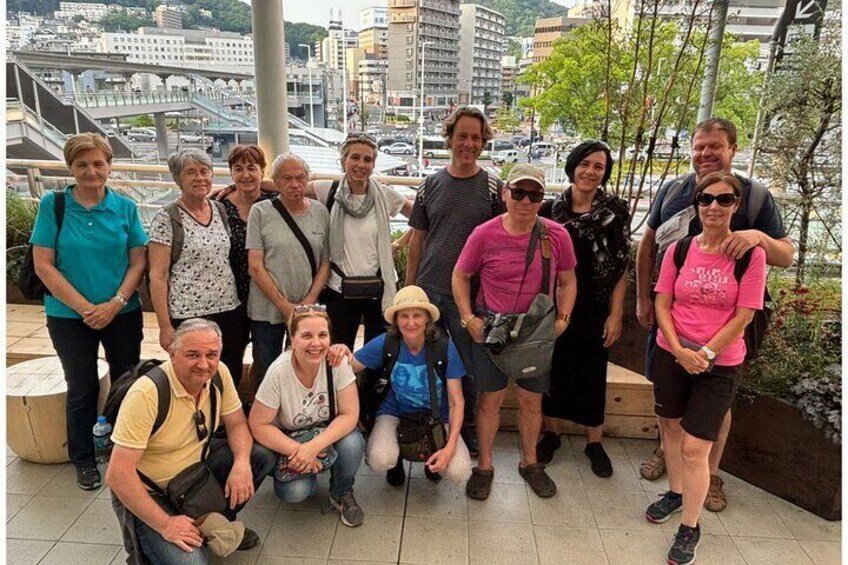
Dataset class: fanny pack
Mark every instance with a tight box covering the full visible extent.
[397,412,446,462]
[274,426,338,482]
[333,263,383,300]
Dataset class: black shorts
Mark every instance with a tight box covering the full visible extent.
[651,347,739,441]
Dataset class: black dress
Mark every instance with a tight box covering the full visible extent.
[539,191,630,427]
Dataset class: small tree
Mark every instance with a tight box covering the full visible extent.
[482,91,493,109]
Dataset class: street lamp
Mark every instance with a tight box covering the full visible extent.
[298,43,315,127]
[418,40,433,172]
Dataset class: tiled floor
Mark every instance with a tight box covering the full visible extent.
[6,433,841,565]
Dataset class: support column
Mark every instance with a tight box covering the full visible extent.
[251,0,289,159]
[698,0,729,123]
[154,112,169,160]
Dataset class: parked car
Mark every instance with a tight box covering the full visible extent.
[384,142,416,155]
[125,128,156,142]
[491,149,519,165]
[410,166,444,178]
[179,132,212,144]
[377,137,404,149]
[527,141,555,156]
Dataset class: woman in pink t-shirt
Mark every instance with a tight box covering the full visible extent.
[645,172,767,563]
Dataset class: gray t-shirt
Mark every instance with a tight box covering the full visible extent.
[408,168,504,295]
[245,199,330,324]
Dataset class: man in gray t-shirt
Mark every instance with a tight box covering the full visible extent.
[406,107,505,454]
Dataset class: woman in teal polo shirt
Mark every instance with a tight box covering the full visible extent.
[31,133,147,491]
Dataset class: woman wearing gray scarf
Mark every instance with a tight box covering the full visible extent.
[306,134,414,349]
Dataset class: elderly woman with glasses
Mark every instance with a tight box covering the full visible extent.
[644,171,766,565]
[246,153,331,386]
[149,149,244,382]
[535,140,631,477]
[248,305,366,527]
[31,133,147,491]
[305,133,414,350]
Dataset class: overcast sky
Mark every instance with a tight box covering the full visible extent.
[241,1,574,28]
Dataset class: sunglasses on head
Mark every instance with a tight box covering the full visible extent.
[293,304,327,315]
[193,409,208,442]
[507,187,545,203]
[346,132,376,143]
[696,192,738,207]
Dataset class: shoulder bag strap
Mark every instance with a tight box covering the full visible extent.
[272,199,317,278]
[537,220,551,296]
[511,220,542,312]
[326,179,340,215]
[325,359,336,421]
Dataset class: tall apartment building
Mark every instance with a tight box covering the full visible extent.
[322,16,358,72]
[361,6,389,29]
[359,57,388,105]
[55,2,108,21]
[154,5,183,29]
[533,14,589,63]
[386,0,462,119]
[359,6,389,60]
[500,55,517,103]
[458,3,506,108]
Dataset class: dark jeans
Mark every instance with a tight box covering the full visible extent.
[172,306,247,388]
[323,287,386,349]
[47,309,143,467]
[250,320,287,389]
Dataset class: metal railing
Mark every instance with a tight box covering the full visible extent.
[65,90,193,108]
[7,100,71,149]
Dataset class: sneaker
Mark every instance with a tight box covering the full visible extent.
[536,432,561,465]
[645,491,683,523]
[584,442,613,478]
[704,474,728,512]
[237,528,260,551]
[386,457,406,486]
[76,462,101,490]
[424,465,442,482]
[518,463,557,498]
[668,523,701,565]
[466,466,494,500]
[331,492,364,527]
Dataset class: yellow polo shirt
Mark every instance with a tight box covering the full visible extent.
[111,361,242,488]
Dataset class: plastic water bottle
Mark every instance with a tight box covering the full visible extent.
[93,415,113,465]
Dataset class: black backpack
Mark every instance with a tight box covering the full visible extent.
[103,359,224,435]
[358,330,450,432]
[672,236,772,362]
[19,192,65,300]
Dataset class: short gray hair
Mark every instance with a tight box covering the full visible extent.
[271,152,310,179]
[167,149,213,184]
[171,318,222,352]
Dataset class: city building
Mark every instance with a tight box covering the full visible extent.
[359,56,388,106]
[322,14,358,72]
[458,3,506,108]
[361,6,389,29]
[154,5,184,30]
[358,25,389,59]
[386,0,462,120]
[532,14,590,63]
[500,55,517,104]
[54,2,108,21]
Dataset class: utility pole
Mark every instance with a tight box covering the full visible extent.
[697,0,729,123]
[251,0,288,159]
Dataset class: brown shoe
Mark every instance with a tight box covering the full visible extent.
[466,466,494,500]
[704,474,727,512]
[519,463,556,498]
[640,447,666,481]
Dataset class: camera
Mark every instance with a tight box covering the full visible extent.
[484,313,518,355]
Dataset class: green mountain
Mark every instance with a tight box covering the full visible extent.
[474,0,568,37]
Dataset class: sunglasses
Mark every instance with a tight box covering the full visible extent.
[507,187,545,203]
[293,304,327,315]
[193,409,208,442]
[346,132,376,143]
[696,192,738,207]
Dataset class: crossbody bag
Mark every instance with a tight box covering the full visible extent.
[397,338,448,462]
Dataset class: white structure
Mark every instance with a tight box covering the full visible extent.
[360,6,389,30]
[458,3,506,108]
[322,13,358,72]
[359,57,388,105]
[55,2,108,21]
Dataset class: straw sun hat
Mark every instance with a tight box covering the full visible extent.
[383,285,441,324]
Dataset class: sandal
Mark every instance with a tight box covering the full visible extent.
[640,447,666,481]
[704,474,727,512]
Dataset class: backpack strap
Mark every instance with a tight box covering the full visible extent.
[163,202,184,267]
[325,359,336,422]
[382,332,402,383]
[486,171,501,216]
[659,172,696,217]
[54,191,66,235]
[424,332,450,423]
[745,178,768,227]
[672,235,695,276]
[326,179,340,215]
[734,248,755,283]
[144,366,172,438]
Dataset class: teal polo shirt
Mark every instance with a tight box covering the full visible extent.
[30,185,148,319]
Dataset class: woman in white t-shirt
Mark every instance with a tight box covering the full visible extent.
[306,134,414,349]
[248,306,366,528]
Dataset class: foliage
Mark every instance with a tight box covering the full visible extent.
[741,284,842,412]
[506,38,523,60]
[757,19,842,286]
[99,9,154,32]
[182,6,215,30]
[482,91,493,109]
[503,91,514,108]
[499,162,517,181]
[286,22,328,61]
[6,190,39,283]
[792,369,841,445]
[472,0,565,37]
[129,115,154,127]
[492,106,520,132]
[391,230,409,288]
[6,0,59,14]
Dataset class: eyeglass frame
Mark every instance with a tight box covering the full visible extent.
[506,185,545,203]
[695,192,739,207]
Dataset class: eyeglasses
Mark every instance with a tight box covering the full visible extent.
[696,192,738,207]
[293,304,328,315]
[193,409,208,441]
[507,187,545,203]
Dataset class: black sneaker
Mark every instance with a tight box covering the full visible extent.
[668,523,701,565]
[386,456,406,486]
[76,462,101,490]
[584,442,613,478]
[237,528,260,551]
[645,491,683,523]
[536,432,561,465]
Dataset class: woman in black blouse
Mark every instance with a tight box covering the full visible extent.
[537,140,631,477]
[217,144,276,387]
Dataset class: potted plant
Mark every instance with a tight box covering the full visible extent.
[722,283,842,521]
[6,189,40,305]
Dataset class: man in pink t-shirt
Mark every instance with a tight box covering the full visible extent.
[452,164,577,501]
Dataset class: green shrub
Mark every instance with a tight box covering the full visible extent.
[7,190,38,249]
[392,229,409,287]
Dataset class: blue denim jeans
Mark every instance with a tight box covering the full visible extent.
[273,429,365,503]
[131,440,276,564]
[427,291,476,426]
[250,320,287,387]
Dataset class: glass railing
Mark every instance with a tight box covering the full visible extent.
[7,100,70,149]
[66,90,192,108]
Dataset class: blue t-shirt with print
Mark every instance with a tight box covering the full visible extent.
[354,333,465,420]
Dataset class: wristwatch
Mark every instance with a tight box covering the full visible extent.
[460,315,476,329]
[700,345,717,361]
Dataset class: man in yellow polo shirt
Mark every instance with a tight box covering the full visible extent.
[106,319,276,564]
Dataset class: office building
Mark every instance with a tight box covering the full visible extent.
[154,5,184,29]
[458,3,506,108]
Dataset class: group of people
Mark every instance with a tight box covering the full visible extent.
[29,107,791,565]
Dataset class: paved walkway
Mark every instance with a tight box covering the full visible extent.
[6,432,841,564]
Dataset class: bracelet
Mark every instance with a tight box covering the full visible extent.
[113,294,128,307]
[556,312,570,323]
[460,315,477,329]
